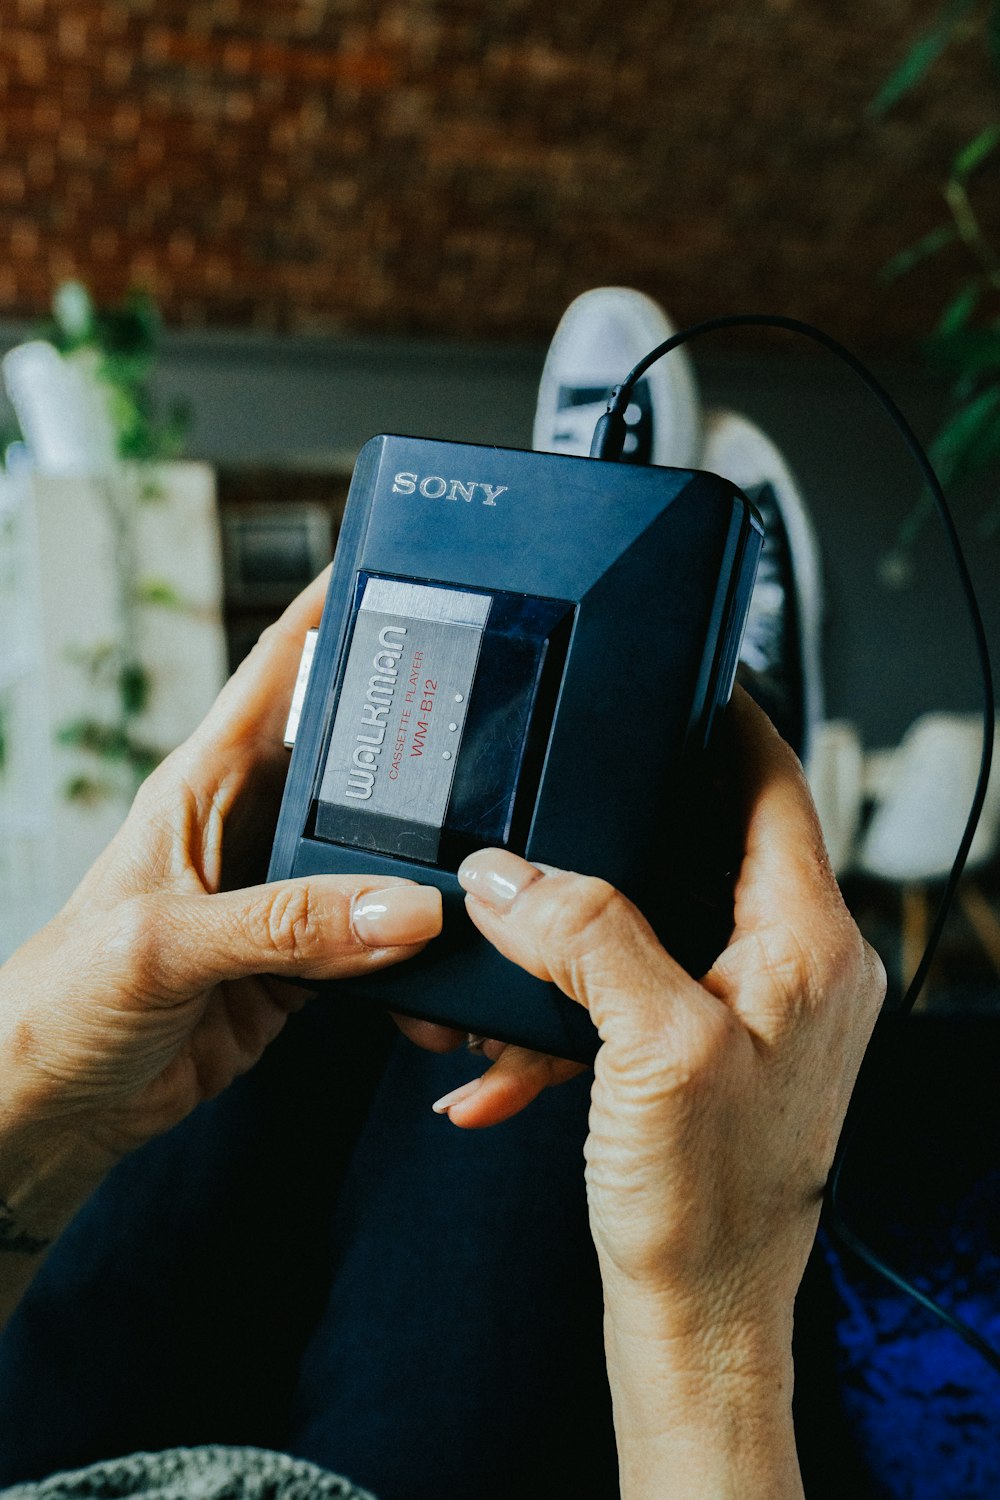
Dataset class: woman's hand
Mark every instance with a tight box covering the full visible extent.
[0,571,442,1199]
[436,689,886,1498]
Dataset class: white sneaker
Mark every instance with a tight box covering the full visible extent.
[532,287,700,467]
[701,410,824,764]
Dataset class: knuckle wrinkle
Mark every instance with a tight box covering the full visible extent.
[555,877,622,952]
[262,885,313,962]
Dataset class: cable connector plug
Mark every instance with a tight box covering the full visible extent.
[589,388,627,460]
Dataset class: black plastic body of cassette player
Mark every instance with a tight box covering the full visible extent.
[268,433,763,1064]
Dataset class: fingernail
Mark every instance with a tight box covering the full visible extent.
[431,1077,483,1114]
[457,849,543,912]
[352,886,442,948]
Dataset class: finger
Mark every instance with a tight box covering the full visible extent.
[431,1044,585,1128]
[724,687,840,933]
[391,1015,467,1053]
[456,848,715,1052]
[106,875,442,1002]
[264,978,314,1015]
[704,689,864,1035]
[185,978,294,1098]
[193,566,332,762]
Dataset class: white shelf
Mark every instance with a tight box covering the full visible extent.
[0,652,32,694]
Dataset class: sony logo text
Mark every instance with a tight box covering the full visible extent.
[392,471,508,506]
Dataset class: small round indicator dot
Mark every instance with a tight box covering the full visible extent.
[454,693,464,703]
[448,721,458,732]
[442,750,453,760]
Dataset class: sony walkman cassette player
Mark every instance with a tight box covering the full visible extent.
[268,434,763,1063]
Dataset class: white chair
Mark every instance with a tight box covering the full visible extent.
[854,714,1000,1002]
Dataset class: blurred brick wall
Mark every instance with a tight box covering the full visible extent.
[0,0,995,349]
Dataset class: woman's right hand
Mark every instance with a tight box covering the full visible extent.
[438,691,885,1499]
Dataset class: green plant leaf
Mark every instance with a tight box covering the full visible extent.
[57,718,131,759]
[939,397,1000,488]
[0,417,23,459]
[880,223,958,283]
[953,123,1000,179]
[99,353,154,394]
[126,742,162,781]
[989,0,1000,76]
[928,384,1000,484]
[135,577,184,609]
[97,292,161,359]
[64,640,119,682]
[978,491,1000,533]
[935,281,982,335]
[894,488,938,554]
[119,661,151,717]
[963,419,1000,481]
[162,397,192,457]
[924,324,1000,377]
[56,716,162,780]
[871,0,980,115]
[63,773,113,805]
[35,281,187,463]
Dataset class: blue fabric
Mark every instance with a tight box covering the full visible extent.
[0,1009,996,1497]
[0,1003,616,1500]
[826,1236,1000,1500]
[816,1017,1000,1500]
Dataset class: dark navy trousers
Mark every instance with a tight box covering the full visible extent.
[0,1003,618,1498]
[0,996,998,1499]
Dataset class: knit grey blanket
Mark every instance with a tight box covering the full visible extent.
[0,1447,376,1500]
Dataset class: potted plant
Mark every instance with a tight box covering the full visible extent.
[874,0,1000,582]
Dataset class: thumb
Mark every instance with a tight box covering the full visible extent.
[105,876,443,1002]
[457,849,709,1050]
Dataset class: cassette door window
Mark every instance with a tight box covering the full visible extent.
[314,574,573,866]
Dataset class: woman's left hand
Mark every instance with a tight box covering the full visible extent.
[0,571,443,1181]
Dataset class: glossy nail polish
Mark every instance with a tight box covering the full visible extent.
[431,1077,483,1114]
[457,849,543,912]
[352,886,442,948]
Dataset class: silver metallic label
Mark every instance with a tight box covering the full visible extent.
[283,627,318,750]
[316,578,491,860]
